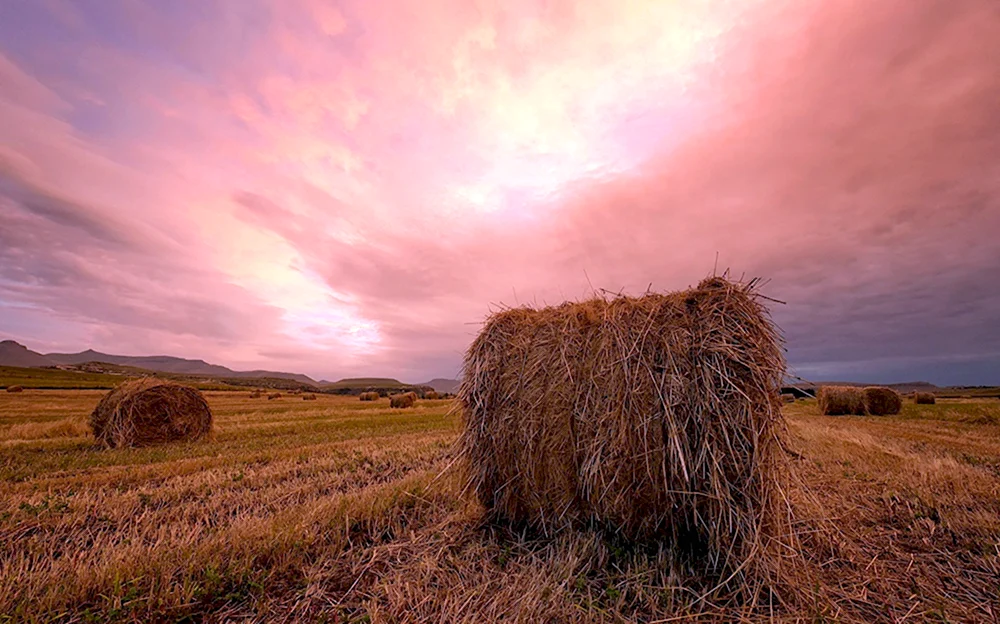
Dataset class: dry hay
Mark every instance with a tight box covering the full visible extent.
[5,385,24,393]
[359,391,380,401]
[89,378,212,448]
[267,392,282,400]
[781,393,796,403]
[459,276,788,595]
[249,390,262,399]
[817,386,866,416]
[914,392,936,405]
[425,390,440,400]
[302,393,317,401]
[863,386,902,416]
[390,392,417,408]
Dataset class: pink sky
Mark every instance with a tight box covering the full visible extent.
[1,0,998,384]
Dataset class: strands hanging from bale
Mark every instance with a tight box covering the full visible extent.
[781,393,796,403]
[914,392,936,405]
[359,392,379,401]
[425,391,440,400]
[390,392,417,408]
[267,392,282,400]
[89,378,212,448]
[817,386,866,416]
[459,276,788,594]
[302,393,317,401]
[863,387,902,416]
[5,385,24,393]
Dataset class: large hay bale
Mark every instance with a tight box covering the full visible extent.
[6,385,24,393]
[863,386,902,415]
[425,390,440,400]
[914,392,936,405]
[459,277,786,585]
[359,391,379,401]
[817,386,865,415]
[267,392,282,400]
[89,378,212,447]
[390,392,417,408]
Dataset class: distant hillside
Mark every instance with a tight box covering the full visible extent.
[0,340,55,368]
[420,378,460,394]
[44,348,315,384]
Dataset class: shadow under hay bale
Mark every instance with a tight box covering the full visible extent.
[863,387,902,415]
[6,385,24,393]
[914,392,936,405]
[817,386,866,416]
[267,392,282,400]
[89,378,212,447]
[459,276,788,595]
[390,391,417,408]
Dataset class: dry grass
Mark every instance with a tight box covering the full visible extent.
[0,391,997,622]
[89,378,212,448]
[818,386,866,416]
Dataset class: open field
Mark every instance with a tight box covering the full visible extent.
[1,391,998,622]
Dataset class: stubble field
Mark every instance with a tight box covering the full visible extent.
[1,391,998,622]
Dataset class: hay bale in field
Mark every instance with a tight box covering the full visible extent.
[89,378,212,447]
[249,390,262,399]
[459,276,787,587]
[914,392,936,405]
[359,391,379,401]
[425,390,440,400]
[390,392,417,408]
[817,386,866,416]
[6,385,24,393]
[781,393,795,403]
[267,392,282,400]
[863,386,902,415]
[302,393,317,401]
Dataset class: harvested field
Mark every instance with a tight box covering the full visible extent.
[0,391,998,622]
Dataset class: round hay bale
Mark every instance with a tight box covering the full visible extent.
[6,385,24,393]
[302,393,317,401]
[359,391,379,401]
[863,387,902,415]
[817,386,866,415]
[913,392,936,405]
[267,392,282,400]
[249,390,262,399]
[781,393,795,403]
[390,392,416,408]
[459,277,787,588]
[425,390,440,400]
[89,378,212,447]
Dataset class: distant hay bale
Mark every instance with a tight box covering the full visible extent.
[267,392,282,400]
[89,378,212,448]
[863,386,902,415]
[6,385,24,393]
[359,391,379,401]
[817,386,866,416]
[302,393,317,401]
[781,393,795,403]
[249,390,262,399]
[425,390,440,400]
[459,277,787,588]
[390,392,417,408]
[914,392,936,405]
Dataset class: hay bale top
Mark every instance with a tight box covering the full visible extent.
[6,385,24,393]
[89,378,212,447]
[459,276,786,588]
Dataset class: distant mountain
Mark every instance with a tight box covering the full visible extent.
[320,377,407,389]
[0,340,316,384]
[420,378,460,394]
[0,340,55,368]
